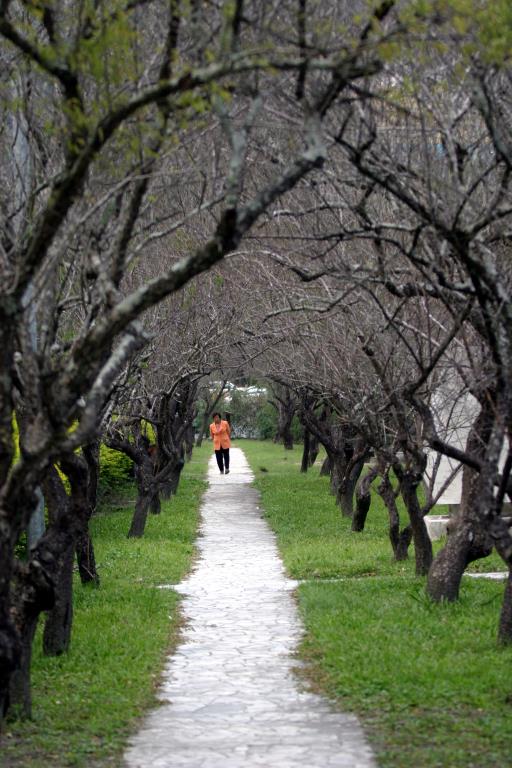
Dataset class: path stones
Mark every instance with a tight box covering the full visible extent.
[124,447,376,768]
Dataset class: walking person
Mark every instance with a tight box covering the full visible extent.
[209,412,231,475]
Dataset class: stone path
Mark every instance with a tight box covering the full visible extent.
[124,447,376,768]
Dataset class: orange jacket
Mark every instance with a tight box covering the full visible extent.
[210,419,231,450]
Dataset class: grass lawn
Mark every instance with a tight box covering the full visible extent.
[2,443,210,768]
[241,439,512,768]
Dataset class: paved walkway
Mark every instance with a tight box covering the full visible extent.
[124,447,376,768]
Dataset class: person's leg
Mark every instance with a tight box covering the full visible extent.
[223,448,230,473]
[215,450,224,473]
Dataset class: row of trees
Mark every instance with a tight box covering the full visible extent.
[239,7,512,640]
[2,0,512,725]
[1,0,406,722]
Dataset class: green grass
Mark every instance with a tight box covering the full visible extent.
[2,444,211,768]
[242,440,422,580]
[241,439,512,768]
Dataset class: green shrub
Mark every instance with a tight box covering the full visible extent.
[98,444,134,497]
[256,402,278,439]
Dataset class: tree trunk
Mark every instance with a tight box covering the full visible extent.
[0,538,19,720]
[396,526,413,560]
[352,466,378,532]
[41,467,73,657]
[3,455,87,719]
[76,532,99,585]
[328,452,348,510]
[498,572,512,644]
[273,389,295,450]
[76,443,100,585]
[427,521,483,601]
[185,423,194,461]
[195,409,210,447]
[427,396,498,601]
[9,559,54,718]
[43,456,90,656]
[0,319,18,719]
[42,543,74,656]
[161,460,185,498]
[352,493,370,532]
[301,430,311,473]
[377,470,412,561]
[320,454,331,476]
[339,457,365,518]
[399,469,433,577]
[326,447,364,518]
[9,612,40,720]
[149,490,161,515]
[308,433,319,467]
[128,491,152,538]
[427,503,495,602]
[129,448,157,536]
[282,421,294,450]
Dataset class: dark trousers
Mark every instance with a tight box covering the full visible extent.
[215,448,230,472]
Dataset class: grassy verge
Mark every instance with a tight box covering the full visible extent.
[2,443,211,768]
[241,439,512,768]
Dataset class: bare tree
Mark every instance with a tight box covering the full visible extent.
[1,0,406,715]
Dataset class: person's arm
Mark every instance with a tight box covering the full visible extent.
[226,420,231,437]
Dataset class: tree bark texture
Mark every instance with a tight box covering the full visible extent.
[185,422,194,461]
[398,469,433,577]
[377,469,412,561]
[9,558,54,717]
[308,433,319,467]
[75,532,99,586]
[339,456,365,518]
[128,491,153,539]
[427,395,498,601]
[272,386,296,450]
[327,450,349,511]
[352,466,378,532]
[41,468,74,656]
[300,430,311,473]
[319,454,331,476]
[41,455,91,656]
[42,545,74,657]
[498,572,512,644]
[75,443,100,585]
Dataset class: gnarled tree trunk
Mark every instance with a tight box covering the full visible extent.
[185,422,194,461]
[308,433,319,467]
[128,489,154,538]
[271,385,296,450]
[43,453,91,655]
[377,468,412,561]
[76,442,100,585]
[327,449,349,511]
[397,466,433,577]
[301,430,311,473]
[352,466,378,532]
[319,454,331,476]
[339,454,366,518]
[498,572,512,644]
[427,395,499,601]
[9,559,54,718]
[41,467,74,657]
